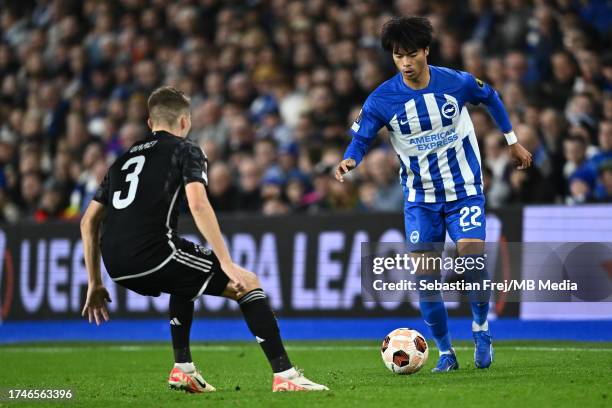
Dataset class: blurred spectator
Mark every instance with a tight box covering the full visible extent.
[285,173,310,212]
[483,132,512,208]
[261,174,284,202]
[256,109,293,145]
[539,108,566,157]
[254,138,279,173]
[303,163,333,213]
[357,180,377,211]
[516,123,552,178]
[190,99,228,146]
[569,120,612,202]
[565,93,598,134]
[0,0,610,222]
[227,114,255,152]
[509,124,556,203]
[262,197,290,216]
[19,172,43,217]
[596,162,612,202]
[277,143,300,178]
[539,51,578,109]
[563,135,588,181]
[237,157,262,212]
[118,122,146,152]
[436,30,463,70]
[35,180,70,222]
[207,162,240,213]
[329,177,358,210]
[364,149,403,211]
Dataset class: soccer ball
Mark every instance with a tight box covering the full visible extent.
[380,328,429,374]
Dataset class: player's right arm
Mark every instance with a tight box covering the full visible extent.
[335,97,384,182]
[81,181,112,325]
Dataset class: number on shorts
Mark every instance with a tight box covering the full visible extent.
[459,205,482,227]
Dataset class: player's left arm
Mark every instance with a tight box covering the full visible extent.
[463,73,532,169]
[80,199,111,325]
[180,142,248,294]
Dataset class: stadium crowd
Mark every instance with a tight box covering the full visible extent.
[0,0,611,223]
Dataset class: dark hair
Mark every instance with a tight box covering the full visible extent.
[255,137,278,148]
[380,16,433,53]
[565,134,587,146]
[147,86,191,125]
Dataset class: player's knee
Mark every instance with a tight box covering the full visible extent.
[456,239,485,256]
[242,270,260,292]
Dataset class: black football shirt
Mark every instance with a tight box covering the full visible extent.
[93,131,208,278]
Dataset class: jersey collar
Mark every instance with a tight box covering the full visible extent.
[398,65,435,92]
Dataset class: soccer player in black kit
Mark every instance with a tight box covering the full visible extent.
[80,86,327,393]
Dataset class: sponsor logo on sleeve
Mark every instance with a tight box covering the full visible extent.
[351,109,363,132]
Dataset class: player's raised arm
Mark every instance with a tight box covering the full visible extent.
[80,199,112,325]
[335,99,384,182]
[463,73,533,169]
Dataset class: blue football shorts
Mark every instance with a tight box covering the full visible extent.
[404,194,486,252]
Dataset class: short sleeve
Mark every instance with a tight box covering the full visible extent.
[93,172,110,205]
[180,142,208,186]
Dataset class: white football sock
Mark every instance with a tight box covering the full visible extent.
[472,320,489,332]
[275,367,298,378]
[174,362,196,373]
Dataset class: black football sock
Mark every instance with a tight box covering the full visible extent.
[169,295,194,364]
[238,288,292,373]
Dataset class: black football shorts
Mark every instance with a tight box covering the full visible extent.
[111,238,230,301]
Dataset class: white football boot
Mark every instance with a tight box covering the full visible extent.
[272,367,329,392]
[168,366,216,393]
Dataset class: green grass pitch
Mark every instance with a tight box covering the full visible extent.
[1,341,610,407]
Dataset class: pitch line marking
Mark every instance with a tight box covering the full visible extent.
[1,345,611,353]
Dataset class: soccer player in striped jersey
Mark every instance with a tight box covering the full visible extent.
[335,16,532,371]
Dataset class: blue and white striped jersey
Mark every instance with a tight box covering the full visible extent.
[343,65,512,203]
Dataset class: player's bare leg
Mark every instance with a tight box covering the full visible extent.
[457,239,493,368]
[221,266,329,391]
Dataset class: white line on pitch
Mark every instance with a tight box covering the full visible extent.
[1,345,611,353]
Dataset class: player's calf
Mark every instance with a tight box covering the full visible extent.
[456,251,494,369]
[222,269,329,391]
[236,285,293,374]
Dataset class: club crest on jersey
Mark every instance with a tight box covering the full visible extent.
[410,230,419,243]
[441,101,458,119]
[195,245,211,255]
